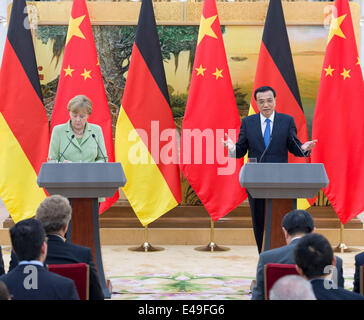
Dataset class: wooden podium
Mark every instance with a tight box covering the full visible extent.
[239,163,328,251]
[37,162,126,298]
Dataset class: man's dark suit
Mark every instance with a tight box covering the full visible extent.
[311,279,364,300]
[0,246,4,276]
[252,237,345,300]
[235,112,307,253]
[353,251,364,293]
[9,235,104,300]
[0,263,79,300]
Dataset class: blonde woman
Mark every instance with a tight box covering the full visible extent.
[49,95,107,163]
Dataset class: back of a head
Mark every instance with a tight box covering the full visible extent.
[269,275,316,300]
[36,195,72,234]
[282,209,314,236]
[10,218,46,261]
[294,233,334,280]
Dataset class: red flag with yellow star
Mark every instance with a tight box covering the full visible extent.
[312,0,364,224]
[180,0,246,221]
[51,0,118,213]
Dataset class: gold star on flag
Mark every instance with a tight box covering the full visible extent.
[195,64,206,76]
[212,68,223,80]
[81,68,92,80]
[63,65,74,77]
[66,15,86,46]
[97,58,100,66]
[197,14,218,45]
[357,57,361,66]
[327,14,346,44]
[340,68,351,80]
[324,65,335,77]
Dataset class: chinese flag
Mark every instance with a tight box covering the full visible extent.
[51,0,118,213]
[115,0,181,226]
[248,0,314,209]
[312,0,364,224]
[0,0,49,222]
[180,0,245,221]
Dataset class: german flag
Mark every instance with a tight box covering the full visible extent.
[115,0,181,226]
[249,0,314,209]
[0,0,49,222]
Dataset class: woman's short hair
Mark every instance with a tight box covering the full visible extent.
[67,95,92,115]
[36,195,72,234]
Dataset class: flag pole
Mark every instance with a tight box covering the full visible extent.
[195,218,230,252]
[333,222,359,253]
[128,225,164,252]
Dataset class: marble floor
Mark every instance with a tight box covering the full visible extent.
[2,243,362,300]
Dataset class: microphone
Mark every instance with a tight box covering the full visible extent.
[259,136,272,163]
[290,133,309,163]
[92,134,107,162]
[58,134,75,162]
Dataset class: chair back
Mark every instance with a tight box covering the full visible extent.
[48,263,90,300]
[360,265,364,295]
[264,263,299,300]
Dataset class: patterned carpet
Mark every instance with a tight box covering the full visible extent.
[110,272,253,300]
[1,244,360,300]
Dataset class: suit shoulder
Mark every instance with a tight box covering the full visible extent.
[259,246,286,261]
[276,112,294,122]
[52,123,68,132]
[355,251,364,263]
[68,242,91,253]
[242,114,259,123]
[87,123,102,132]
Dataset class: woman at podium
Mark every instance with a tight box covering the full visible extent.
[48,95,108,163]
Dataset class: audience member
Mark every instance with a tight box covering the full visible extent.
[353,251,364,294]
[9,195,104,300]
[251,209,344,300]
[294,233,364,300]
[269,275,316,300]
[36,194,104,300]
[0,280,11,300]
[0,218,79,300]
[0,246,4,275]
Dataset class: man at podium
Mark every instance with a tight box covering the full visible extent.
[223,86,317,253]
[48,95,108,163]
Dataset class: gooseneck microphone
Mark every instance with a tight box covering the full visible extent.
[291,133,309,163]
[259,136,272,163]
[92,134,107,162]
[58,134,75,162]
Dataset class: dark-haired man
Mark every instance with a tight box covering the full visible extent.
[223,86,317,253]
[295,233,364,300]
[251,210,344,300]
[0,219,79,300]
